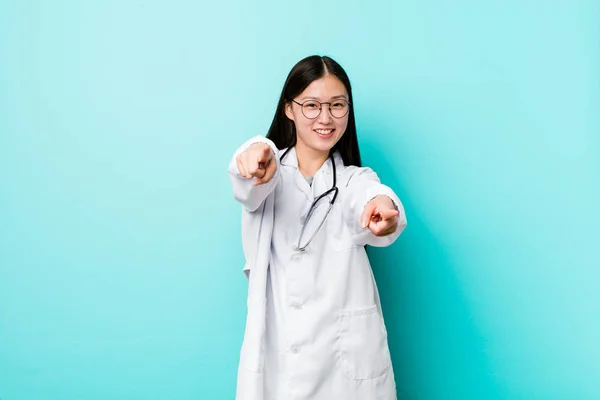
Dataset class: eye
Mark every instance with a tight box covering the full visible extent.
[304,102,319,108]
[332,102,345,109]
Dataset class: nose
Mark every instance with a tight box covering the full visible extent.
[317,103,333,124]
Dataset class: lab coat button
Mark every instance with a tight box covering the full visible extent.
[291,253,302,262]
[290,346,299,354]
[291,303,303,310]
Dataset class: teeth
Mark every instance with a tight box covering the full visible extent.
[315,129,332,135]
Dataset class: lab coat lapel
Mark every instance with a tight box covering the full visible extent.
[281,147,314,203]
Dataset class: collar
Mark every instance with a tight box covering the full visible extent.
[280,146,344,176]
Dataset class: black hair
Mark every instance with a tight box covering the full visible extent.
[266,55,362,167]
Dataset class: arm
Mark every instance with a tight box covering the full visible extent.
[342,167,407,247]
[228,136,280,212]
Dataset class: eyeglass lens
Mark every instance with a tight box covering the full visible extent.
[301,100,349,119]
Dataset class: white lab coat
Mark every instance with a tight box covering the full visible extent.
[229,136,407,400]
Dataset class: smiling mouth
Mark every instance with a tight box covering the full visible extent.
[315,129,334,136]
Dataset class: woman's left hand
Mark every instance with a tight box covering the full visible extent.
[360,195,399,237]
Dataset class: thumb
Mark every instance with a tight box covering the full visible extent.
[361,202,377,228]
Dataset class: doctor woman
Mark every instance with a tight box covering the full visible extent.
[228,55,407,400]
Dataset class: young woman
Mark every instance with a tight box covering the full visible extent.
[228,55,407,400]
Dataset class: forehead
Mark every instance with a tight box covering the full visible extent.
[299,74,348,100]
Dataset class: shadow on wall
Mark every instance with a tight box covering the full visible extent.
[360,119,507,400]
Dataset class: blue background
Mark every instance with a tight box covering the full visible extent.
[1,1,599,399]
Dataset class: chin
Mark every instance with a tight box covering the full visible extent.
[310,141,336,153]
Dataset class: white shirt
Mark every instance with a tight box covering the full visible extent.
[229,137,407,400]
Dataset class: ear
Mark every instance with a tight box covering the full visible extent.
[284,102,295,121]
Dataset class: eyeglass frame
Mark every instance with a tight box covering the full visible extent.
[280,147,339,252]
[290,98,351,119]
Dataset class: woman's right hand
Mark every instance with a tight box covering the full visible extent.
[236,142,277,186]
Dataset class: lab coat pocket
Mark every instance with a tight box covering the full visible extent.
[240,296,267,373]
[339,305,392,380]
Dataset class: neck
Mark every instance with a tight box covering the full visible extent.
[295,141,329,177]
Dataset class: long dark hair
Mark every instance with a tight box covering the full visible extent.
[266,55,362,167]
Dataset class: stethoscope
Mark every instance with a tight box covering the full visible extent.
[280,146,339,251]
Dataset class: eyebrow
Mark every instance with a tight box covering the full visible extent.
[300,95,348,101]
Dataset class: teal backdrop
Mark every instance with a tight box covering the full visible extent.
[1,1,599,399]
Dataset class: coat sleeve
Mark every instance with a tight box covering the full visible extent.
[342,167,407,247]
[228,136,281,213]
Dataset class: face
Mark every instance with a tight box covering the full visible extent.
[285,74,349,155]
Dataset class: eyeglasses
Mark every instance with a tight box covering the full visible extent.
[280,148,339,251]
[291,98,351,119]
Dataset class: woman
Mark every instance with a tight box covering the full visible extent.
[228,55,407,400]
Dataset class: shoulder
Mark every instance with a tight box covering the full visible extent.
[341,165,380,187]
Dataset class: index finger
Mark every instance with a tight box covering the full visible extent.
[254,157,277,186]
[379,208,399,221]
[361,202,377,228]
[257,145,272,164]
